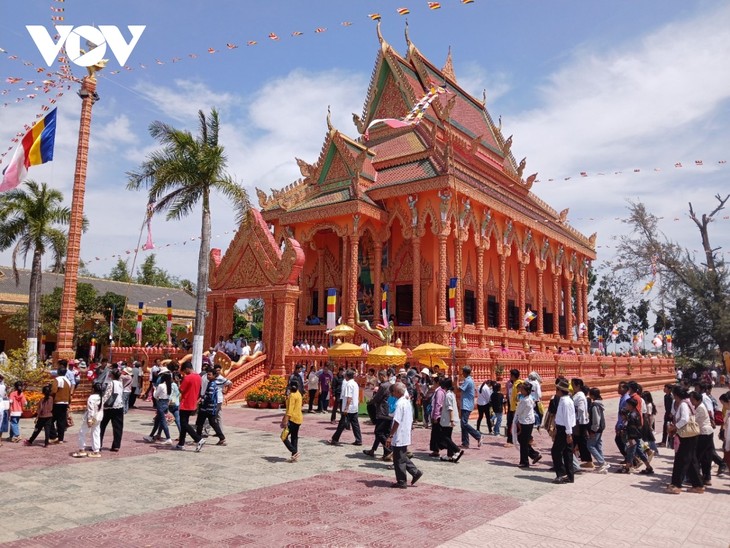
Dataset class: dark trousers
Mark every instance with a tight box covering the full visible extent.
[506,410,515,443]
[671,435,702,488]
[371,418,392,455]
[330,396,341,422]
[661,413,671,444]
[551,425,574,480]
[615,431,627,459]
[575,423,592,462]
[439,425,460,457]
[51,403,68,442]
[393,445,419,485]
[100,408,124,450]
[460,409,482,446]
[196,411,225,440]
[429,421,443,452]
[28,417,53,445]
[477,404,492,433]
[178,409,201,446]
[332,412,361,443]
[318,389,329,412]
[283,420,300,455]
[308,389,317,412]
[696,433,714,482]
[128,391,138,409]
[518,422,540,465]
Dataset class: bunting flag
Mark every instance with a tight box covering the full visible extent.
[651,335,663,349]
[0,108,57,192]
[142,201,155,250]
[368,13,382,20]
[364,85,447,138]
[89,337,96,362]
[597,335,604,353]
[665,333,673,353]
[326,288,337,329]
[109,305,115,342]
[610,324,619,341]
[166,300,173,343]
[523,309,537,328]
[578,322,587,336]
[136,302,144,345]
[641,280,655,293]
[448,277,457,330]
[381,284,389,327]
[428,2,442,9]
[397,8,410,15]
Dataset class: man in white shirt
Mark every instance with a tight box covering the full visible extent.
[386,382,423,488]
[571,378,593,469]
[551,379,576,484]
[329,369,362,446]
[253,338,264,354]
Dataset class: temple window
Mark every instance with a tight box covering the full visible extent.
[487,295,498,328]
[395,284,413,326]
[508,299,519,330]
[464,289,476,325]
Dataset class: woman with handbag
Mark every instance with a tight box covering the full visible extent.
[667,385,703,494]
[689,391,714,486]
[73,383,105,458]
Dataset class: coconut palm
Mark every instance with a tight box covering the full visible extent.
[0,180,70,354]
[127,108,249,371]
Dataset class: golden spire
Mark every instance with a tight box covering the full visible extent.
[442,46,456,82]
[326,105,333,132]
[404,20,411,48]
[376,21,384,45]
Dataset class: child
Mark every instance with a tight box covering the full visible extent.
[618,398,654,474]
[73,382,105,458]
[641,391,659,456]
[8,381,27,442]
[490,383,504,436]
[281,378,303,462]
[24,384,54,447]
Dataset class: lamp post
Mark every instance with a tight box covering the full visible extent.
[54,74,100,362]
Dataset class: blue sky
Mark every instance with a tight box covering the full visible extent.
[1,0,729,298]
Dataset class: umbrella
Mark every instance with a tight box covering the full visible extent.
[328,324,355,340]
[411,342,450,359]
[418,357,447,369]
[327,342,363,358]
[366,345,407,366]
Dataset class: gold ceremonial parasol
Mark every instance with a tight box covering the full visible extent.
[328,323,355,340]
[418,356,447,369]
[366,344,407,366]
[327,342,363,358]
[411,342,451,359]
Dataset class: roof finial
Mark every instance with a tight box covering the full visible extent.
[482,89,487,106]
[442,46,456,81]
[326,105,333,131]
[404,20,411,48]
[376,21,384,45]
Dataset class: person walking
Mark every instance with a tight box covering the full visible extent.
[551,379,576,484]
[386,382,423,488]
[689,391,714,486]
[306,365,319,413]
[476,379,493,434]
[317,364,332,413]
[505,369,524,446]
[73,382,105,458]
[196,369,226,446]
[490,383,504,437]
[99,368,125,452]
[667,385,703,494]
[329,369,362,446]
[281,378,303,462]
[175,362,205,452]
[128,361,143,409]
[587,387,609,473]
[438,378,464,463]
[329,368,344,423]
[363,370,392,460]
[459,366,482,449]
[50,361,72,444]
[659,383,674,448]
[143,364,173,445]
[516,382,541,468]
[8,381,27,442]
[428,376,445,457]
[572,378,593,469]
[24,384,54,447]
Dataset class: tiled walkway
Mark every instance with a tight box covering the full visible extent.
[1,390,728,547]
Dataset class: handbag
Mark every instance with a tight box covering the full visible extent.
[66,415,74,428]
[677,404,700,438]
[280,427,289,441]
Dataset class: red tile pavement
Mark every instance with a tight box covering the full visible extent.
[7,470,521,547]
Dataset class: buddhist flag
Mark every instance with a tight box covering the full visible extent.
[368,13,382,20]
[397,8,410,15]
[136,302,143,345]
[1,108,57,192]
[326,288,337,330]
[524,309,537,328]
[448,277,457,330]
[381,284,389,327]
[89,337,96,362]
[428,2,441,9]
[610,324,619,341]
[166,300,173,342]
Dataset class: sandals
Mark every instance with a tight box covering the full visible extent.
[87,452,101,458]
[72,451,88,458]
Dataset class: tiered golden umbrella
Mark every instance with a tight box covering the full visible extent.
[327,341,364,358]
[366,344,407,367]
[328,323,356,340]
[411,342,451,371]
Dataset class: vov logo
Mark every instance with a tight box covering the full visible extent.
[26,25,146,67]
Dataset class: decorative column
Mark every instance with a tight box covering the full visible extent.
[582,280,589,340]
[476,247,485,329]
[518,261,526,334]
[498,253,507,331]
[347,234,359,326]
[552,271,560,338]
[373,241,382,313]
[455,236,463,329]
[437,234,447,325]
[564,275,573,341]
[341,237,349,322]
[411,234,422,326]
[317,248,325,319]
[575,275,584,336]
[536,267,544,335]
[56,76,99,361]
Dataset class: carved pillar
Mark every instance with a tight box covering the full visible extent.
[267,289,299,375]
[575,275,584,337]
[455,236,463,329]
[317,248,325,319]
[552,271,560,338]
[437,234,447,325]
[411,235,422,326]
[347,234,359,326]
[476,247,485,329]
[373,241,382,317]
[341,237,348,322]
[215,298,235,341]
[536,267,544,335]
[564,275,573,341]
[498,253,507,331]
[518,261,526,334]
[582,280,589,340]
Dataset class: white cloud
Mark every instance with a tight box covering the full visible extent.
[457,61,511,105]
[134,79,240,123]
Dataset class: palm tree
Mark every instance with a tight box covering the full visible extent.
[0,180,70,358]
[127,109,249,371]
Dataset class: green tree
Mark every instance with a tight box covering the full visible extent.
[0,180,69,361]
[127,109,250,371]
[136,254,176,287]
[653,308,673,335]
[108,258,132,282]
[590,271,630,353]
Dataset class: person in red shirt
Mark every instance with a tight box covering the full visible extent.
[176,362,205,452]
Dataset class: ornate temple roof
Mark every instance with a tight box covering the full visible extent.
[257,26,595,256]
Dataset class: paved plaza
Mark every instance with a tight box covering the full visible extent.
[1,390,729,547]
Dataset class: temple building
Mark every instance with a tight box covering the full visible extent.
[206,27,596,375]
